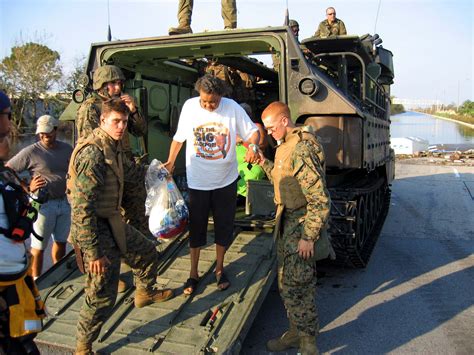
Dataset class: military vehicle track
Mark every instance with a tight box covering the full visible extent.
[329,177,391,268]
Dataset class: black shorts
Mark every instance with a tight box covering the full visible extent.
[188,179,237,248]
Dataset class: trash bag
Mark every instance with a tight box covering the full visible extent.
[145,159,188,240]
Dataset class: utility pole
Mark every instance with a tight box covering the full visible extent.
[457,79,460,109]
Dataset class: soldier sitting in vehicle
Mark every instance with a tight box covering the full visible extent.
[314,7,347,38]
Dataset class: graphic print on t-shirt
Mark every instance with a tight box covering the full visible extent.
[193,122,231,160]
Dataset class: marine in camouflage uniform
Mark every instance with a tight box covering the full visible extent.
[259,102,330,355]
[169,0,237,35]
[68,99,173,354]
[77,65,150,237]
[314,7,347,38]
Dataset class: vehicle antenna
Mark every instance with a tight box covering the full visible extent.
[107,0,112,41]
[284,0,289,25]
[374,0,382,34]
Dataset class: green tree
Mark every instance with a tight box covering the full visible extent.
[62,55,87,94]
[458,100,474,116]
[390,96,405,115]
[0,42,63,131]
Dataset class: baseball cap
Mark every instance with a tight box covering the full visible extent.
[36,115,59,134]
[0,91,11,111]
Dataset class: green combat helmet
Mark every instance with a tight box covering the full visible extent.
[288,19,299,28]
[92,65,126,90]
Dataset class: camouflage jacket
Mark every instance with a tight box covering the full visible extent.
[314,18,347,38]
[68,129,147,260]
[262,127,330,240]
[76,93,147,156]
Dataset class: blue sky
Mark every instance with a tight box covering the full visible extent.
[1,0,472,105]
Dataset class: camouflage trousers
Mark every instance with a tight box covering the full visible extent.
[177,0,237,28]
[76,221,159,345]
[277,210,319,336]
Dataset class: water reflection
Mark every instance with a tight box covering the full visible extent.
[391,111,474,145]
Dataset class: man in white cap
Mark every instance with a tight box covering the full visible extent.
[7,115,73,279]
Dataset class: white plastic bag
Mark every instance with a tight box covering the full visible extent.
[145,159,188,240]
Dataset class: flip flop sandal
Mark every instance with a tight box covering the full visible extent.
[216,272,230,291]
[183,277,199,295]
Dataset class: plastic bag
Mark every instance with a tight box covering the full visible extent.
[145,159,188,240]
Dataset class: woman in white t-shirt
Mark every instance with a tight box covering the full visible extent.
[164,75,260,294]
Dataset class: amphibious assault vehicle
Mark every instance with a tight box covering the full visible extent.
[37,26,394,353]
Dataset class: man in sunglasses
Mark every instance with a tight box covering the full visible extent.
[7,115,73,279]
[0,90,45,354]
[314,6,347,38]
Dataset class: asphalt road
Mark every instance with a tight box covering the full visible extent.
[242,162,474,354]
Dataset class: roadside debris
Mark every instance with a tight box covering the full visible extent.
[396,147,474,166]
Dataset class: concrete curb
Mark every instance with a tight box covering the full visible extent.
[423,112,474,129]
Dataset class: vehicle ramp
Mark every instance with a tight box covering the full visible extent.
[35,225,276,354]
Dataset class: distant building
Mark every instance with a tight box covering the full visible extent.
[391,137,429,155]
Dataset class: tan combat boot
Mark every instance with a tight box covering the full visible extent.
[134,288,174,308]
[168,26,193,35]
[266,321,299,351]
[75,341,93,355]
[299,333,319,355]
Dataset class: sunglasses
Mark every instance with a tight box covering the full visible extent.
[327,13,336,16]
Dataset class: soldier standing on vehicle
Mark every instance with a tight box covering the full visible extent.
[257,102,330,355]
[289,19,300,41]
[7,115,73,279]
[68,99,173,354]
[77,65,149,234]
[0,91,46,354]
[314,7,347,38]
[169,0,237,35]
[163,74,259,295]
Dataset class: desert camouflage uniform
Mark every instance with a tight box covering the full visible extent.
[68,128,159,345]
[314,18,347,38]
[77,94,150,236]
[262,126,330,336]
[176,0,237,29]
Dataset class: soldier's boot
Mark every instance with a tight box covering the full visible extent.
[134,288,174,308]
[168,24,193,35]
[75,341,93,355]
[299,334,319,355]
[117,278,129,293]
[224,22,237,30]
[266,321,299,351]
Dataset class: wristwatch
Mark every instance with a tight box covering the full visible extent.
[248,143,258,153]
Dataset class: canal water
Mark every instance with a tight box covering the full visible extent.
[391,111,474,145]
[8,111,474,156]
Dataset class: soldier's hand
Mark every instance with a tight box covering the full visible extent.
[89,256,111,275]
[298,239,315,260]
[121,94,137,113]
[256,150,266,165]
[29,175,47,193]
